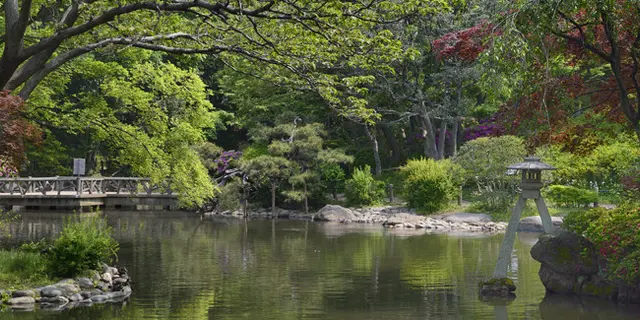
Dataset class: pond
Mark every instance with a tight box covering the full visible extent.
[1,211,639,319]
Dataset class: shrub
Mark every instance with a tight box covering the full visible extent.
[216,178,243,212]
[400,158,462,214]
[563,207,607,235]
[565,205,640,285]
[455,136,525,214]
[544,185,598,207]
[48,214,119,277]
[345,165,385,206]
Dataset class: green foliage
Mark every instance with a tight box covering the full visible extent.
[29,52,219,207]
[345,165,386,206]
[455,136,525,214]
[544,185,598,207]
[0,251,53,289]
[320,163,347,199]
[48,214,119,278]
[564,208,607,236]
[566,205,640,285]
[216,178,243,213]
[400,158,461,214]
[455,136,526,184]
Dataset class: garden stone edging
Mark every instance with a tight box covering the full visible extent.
[530,231,640,303]
[1,264,132,311]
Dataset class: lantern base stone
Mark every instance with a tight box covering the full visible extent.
[479,278,516,299]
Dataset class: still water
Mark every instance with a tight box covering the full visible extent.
[1,211,639,319]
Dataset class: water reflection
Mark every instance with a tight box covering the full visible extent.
[0,212,637,319]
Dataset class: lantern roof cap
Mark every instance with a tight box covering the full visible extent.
[507,156,556,171]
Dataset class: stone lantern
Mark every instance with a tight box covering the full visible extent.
[480,156,556,298]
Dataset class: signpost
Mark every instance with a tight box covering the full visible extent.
[73,158,86,176]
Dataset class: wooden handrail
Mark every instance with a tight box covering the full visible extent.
[0,177,172,196]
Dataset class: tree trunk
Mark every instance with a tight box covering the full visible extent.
[303,181,309,214]
[438,121,447,160]
[271,181,277,219]
[378,123,403,166]
[421,116,438,159]
[450,118,459,157]
[364,125,382,176]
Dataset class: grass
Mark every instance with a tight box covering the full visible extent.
[0,250,57,290]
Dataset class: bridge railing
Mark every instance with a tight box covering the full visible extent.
[0,177,173,196]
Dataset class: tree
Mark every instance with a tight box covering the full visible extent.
[242,155,293,216]
[510,0,640,142]
[0,91,39,167]
[1,0,449,111]
[246,121,352,213]
[27,51,219,207]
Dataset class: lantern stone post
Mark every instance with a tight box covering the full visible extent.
[479,156,556,299]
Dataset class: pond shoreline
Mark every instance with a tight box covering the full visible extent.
[1,264,131,311]
[204,204,510,234]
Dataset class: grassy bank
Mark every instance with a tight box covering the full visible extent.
[0,250,57,289]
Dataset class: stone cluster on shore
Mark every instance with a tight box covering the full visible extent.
[314,205,509,233]
[207,205,523,234]
[1,264,131,311]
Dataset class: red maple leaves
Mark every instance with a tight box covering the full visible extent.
[0,91,40,168]
[432,22,494,62]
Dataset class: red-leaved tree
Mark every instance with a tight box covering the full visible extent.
[0,91,40,169]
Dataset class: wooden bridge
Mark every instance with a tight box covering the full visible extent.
[0,177,179,211]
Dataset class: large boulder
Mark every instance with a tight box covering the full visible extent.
[314,205,357,222]
[531,232,598,275]
[518,216,564,232]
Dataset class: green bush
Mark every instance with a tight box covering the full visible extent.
[544,185,598,207]
[217,178,243,212]
[48,214,119,277]
[400,158,461,214]
[455,136,525,214]
[345,165,385,206]
[563,207,607,235]
[565,205,640,285]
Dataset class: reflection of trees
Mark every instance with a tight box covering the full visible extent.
[6,213,558,319]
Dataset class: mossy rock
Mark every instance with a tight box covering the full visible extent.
[530,232,598,275]
[478,278,516,299]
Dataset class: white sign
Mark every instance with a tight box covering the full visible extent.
[73,158,86,176]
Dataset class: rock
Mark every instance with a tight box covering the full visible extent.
[90,294,109,303]
[443,213,492,224]
[7,296,36,305]
[78,299,93,307]
[580,275,618,300]
[314,205,357,222]
[11,290,36,298]
[40,295,70,304]
[122,286,132,296]
[57,283,81,296]
[105,291,127,300]
[478,278,516,299]
[90,271,101,282]
[69,293,84,302]
[531,232,598,275]
[517,216,564,232]
[78,277,95,289]
[56,278,76,286]
[103,266,119,276]
[537,264,578,294]
[101,272,113,283]
[96,282,111,292]
[40,286,62,298]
